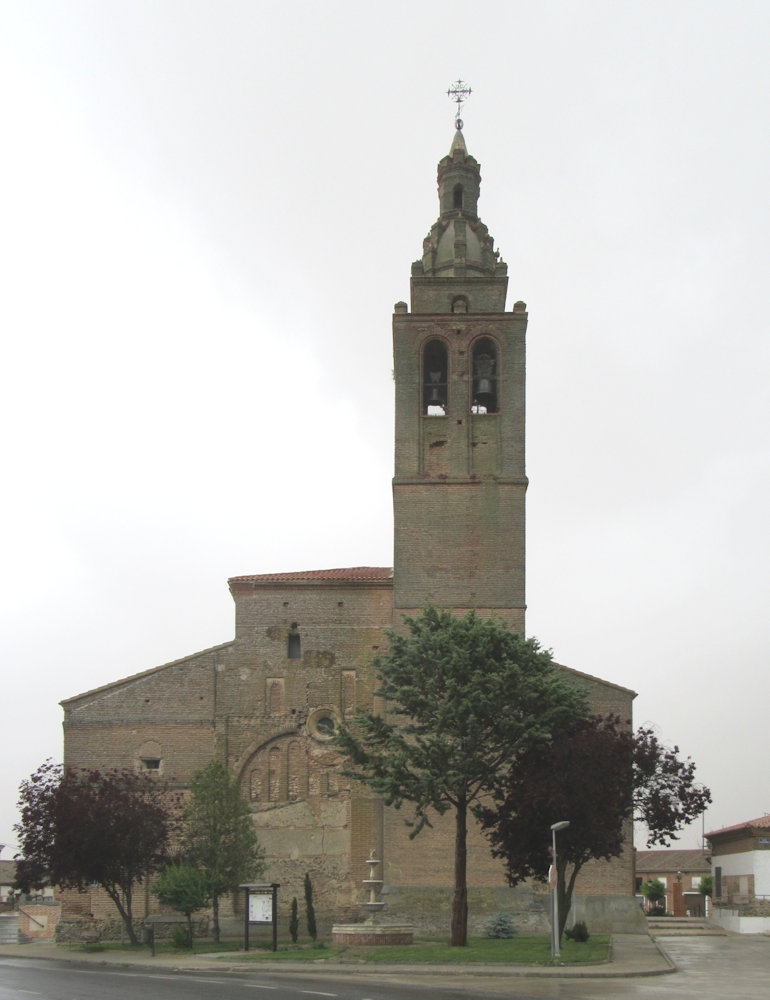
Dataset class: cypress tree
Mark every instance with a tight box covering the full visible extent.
[303,872,317,940]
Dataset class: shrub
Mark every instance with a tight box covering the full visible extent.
[565,920,590,943]
[171,925,192,950]
[483,910,517,939]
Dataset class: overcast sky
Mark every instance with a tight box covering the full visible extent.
[2,1,768,858]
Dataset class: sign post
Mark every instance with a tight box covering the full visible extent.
[240,883,280,952]
[549,821,570,961]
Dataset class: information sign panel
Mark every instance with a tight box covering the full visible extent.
[248,891,273,924]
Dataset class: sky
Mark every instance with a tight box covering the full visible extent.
[1,0,768,858]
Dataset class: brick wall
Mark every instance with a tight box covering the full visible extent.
[60,574,635,932]
[18,902,60,939]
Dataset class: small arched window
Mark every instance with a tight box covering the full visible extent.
[422,339,448,415]
[453,184,463,209]
[471,338,498,413]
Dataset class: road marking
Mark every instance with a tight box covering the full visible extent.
[242,987,279,991]
[176,978,234,985]
[299,992,338,998]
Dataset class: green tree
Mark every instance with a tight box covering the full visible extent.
[153,862,209,947]
[289,897,299,943]
[480,715,711,944]
[183,760,265,942]
[303,872,317,940]
[332,606,588,946]
[698,874,713,898]
[640,878,667,912]
[14,761,177,944]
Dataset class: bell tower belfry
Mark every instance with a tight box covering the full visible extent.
[392,123,528,630]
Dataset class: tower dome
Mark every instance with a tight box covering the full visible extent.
[413,129,507,279]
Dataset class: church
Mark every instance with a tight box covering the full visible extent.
[60,118,638,936]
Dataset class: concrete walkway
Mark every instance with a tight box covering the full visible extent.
[0,933,675,979]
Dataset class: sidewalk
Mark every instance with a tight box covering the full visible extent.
[0,934,675,979]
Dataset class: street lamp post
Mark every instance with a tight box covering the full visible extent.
[550,820,570,961]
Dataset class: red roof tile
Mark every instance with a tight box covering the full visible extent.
[635,849,710,873]
[706,814,770,838]
[229,567,393,583]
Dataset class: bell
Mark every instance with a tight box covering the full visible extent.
[473,353,495,400]
[427,370,444,404]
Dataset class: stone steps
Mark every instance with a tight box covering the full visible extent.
[647,916,727,936]
[0,914,19,945]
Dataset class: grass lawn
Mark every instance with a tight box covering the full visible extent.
[72,934,611,965]
[73,938,246,956]
[227,935,611,965]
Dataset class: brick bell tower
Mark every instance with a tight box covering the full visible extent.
[392,124,529,630]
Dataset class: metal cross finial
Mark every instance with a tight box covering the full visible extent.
[447,79,472,131]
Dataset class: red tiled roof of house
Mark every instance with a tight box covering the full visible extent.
[706,814,770,838]
[635,849,710,873]
[229,567,393,583]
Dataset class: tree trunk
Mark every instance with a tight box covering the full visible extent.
[186,912,194,947]
[450,798,468,946]
[557,856,582,945]
[104,886,139,945]
[212,893,220,943]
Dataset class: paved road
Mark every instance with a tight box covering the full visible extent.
[468,936,770,999]
[0,958,546,1000]
[1,936,769,1000]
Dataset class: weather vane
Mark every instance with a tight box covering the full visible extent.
[447,79,472,131]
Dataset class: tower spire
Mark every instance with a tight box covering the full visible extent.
[410,84,506,282]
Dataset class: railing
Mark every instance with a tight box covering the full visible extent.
[19,907,46,929]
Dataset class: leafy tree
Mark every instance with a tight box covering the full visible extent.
[640,878,667,912]
[480,716,711,943]
[698,874,713,898]
[332,606,588,946]
[183,760,264,942]
[153,862,209,947]
[289,896,299,943]
[14,761,177,944]
[303,872,317,941]
[633,726,712,845]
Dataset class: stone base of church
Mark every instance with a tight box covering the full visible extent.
[331,923,414,945]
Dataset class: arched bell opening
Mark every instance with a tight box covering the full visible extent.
[422,339,449,416]
[453,183,463,209]
[471,337,498,414]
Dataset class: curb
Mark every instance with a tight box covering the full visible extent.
[0,934,676,979]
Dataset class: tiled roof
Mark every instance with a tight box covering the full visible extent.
[554,662,636,698]
[229,567,393,583]
[635,849,710,873]
[706,814,770,838]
